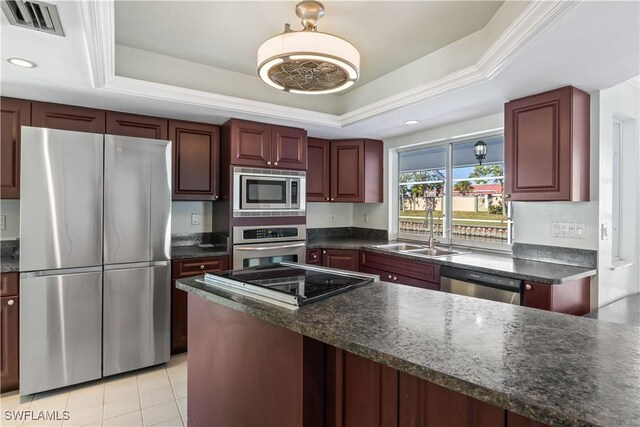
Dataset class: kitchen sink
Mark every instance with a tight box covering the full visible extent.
[404,248,468,257]
[373,243,426,251]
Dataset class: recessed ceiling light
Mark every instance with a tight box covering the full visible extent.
[404,120,419,125]
[7,57,37,68]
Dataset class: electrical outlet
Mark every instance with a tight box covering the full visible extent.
[601,223,609,240]
[552,222,562,237]
[191,213,201,225]
[364,214,369,224]
[560,222,570,238]
[575,223,586,239]
[331,215,335,222]
[0,215,5,230]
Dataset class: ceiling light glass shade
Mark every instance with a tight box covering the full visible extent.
[257,29,360,94]
[7,57,37,68]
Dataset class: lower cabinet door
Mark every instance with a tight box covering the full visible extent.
[171,279,188,354]
[0,295,19,393]
[103,264,170,376]
[20,271,102,395]
[322,249,360,272]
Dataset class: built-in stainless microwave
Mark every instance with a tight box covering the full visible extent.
[233,167,306,217]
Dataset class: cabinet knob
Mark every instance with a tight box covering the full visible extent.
[7,299,14,306]
[267,161,272,166]
[200,265,205,270]
[325,197,330,201]
[331,198,335,201]
[274,162,278,166]
[393,276,398,282]
[387,274,392,279]
[322,250,327,254]
[213,195,219,200]
[504,194,511,199]
[525,284,532,291]
[312,254,317,259]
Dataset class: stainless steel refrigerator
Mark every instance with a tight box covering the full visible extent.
[19,127,171,395]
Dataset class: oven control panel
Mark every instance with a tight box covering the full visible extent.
[244,227,299,240]
[233,224,307,244]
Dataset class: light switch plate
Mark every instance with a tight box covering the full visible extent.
[0,215,5,230]
[191,213,201,226]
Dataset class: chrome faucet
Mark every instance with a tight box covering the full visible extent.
[424,196,438,249]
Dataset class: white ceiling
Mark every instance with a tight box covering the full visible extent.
[1,1,638,140]
[114,1,503,87]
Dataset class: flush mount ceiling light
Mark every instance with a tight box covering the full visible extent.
[257,1,360,95]
[7,57,37,68]
[404,120,419,125]
[474,140,487,165]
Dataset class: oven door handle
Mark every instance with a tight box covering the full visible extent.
[235,242,306,251]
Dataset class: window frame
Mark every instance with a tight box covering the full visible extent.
[395,129,513,252]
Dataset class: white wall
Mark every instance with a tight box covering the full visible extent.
[0,200,20,240]
[171,201,213,234]
[307,203,353,228]
[595,80,640,307]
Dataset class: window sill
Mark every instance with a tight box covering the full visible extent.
[609,259,635,271]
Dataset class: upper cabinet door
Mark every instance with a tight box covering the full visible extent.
[504,86,590,201]
[32,101,105,134]
[106,111,168,140]
[170,120,220,201]
[271,125,307,170]
[306,138,330,201]
[229,119,272,167]
[1,97,30,199]
[331,140,365,202]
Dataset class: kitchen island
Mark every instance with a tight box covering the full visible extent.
[177,275,640,427]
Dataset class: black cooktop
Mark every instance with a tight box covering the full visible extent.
[208,262,375,306]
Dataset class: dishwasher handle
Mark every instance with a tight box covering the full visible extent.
[440,266,521,292]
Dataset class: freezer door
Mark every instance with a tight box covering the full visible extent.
[103,263,171,376]
[20,127,103,272]
[104,135,171,264]
[20,269,102,395]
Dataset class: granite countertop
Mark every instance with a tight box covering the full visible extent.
[0,257,19,273]
[585,293,640,327]
[308,238,597,284]
[171,245,230,260]
[177,276,640,427]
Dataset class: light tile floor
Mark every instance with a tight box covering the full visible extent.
[0,353,187,427]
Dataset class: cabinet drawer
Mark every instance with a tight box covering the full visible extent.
[172,256,229,278]
[361,266,439,291]
[361,251,439,283]
[0,273,18,297]
[307,249,321,264]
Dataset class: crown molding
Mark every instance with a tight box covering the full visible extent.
[81,0,578,128]
[104,76,340,127]
[79,0,115,88]
[339,1,579,125]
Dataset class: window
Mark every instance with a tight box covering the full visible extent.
[397,133,513,249]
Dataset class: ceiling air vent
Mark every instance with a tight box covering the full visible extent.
[1,0,64,36]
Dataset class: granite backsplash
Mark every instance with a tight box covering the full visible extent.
[307,227,387,241]
[512,243,597,269]
[171,232,229,249]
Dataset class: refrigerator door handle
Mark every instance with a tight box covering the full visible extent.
[104,261,170,271]
[20,266,102,279]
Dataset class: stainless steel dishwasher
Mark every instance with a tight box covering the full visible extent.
[440,266,522,305]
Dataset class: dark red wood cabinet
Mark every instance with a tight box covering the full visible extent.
[321,249,360,272]
[330,139,383,203]
[522,278,590,315]
[0,273,19,393]
[106,111,168,140]
[306,138,383,203]
[1,97,30,199]
[306,138,331,201]
[170,120,221,201]
[171,256,229,353]
[31,101,106,134]
[361,251,440,290]
[228,119,307,170]
[504,86,590,202]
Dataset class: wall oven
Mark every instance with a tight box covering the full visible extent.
[232,224,306,270]
[233,167,305,217]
